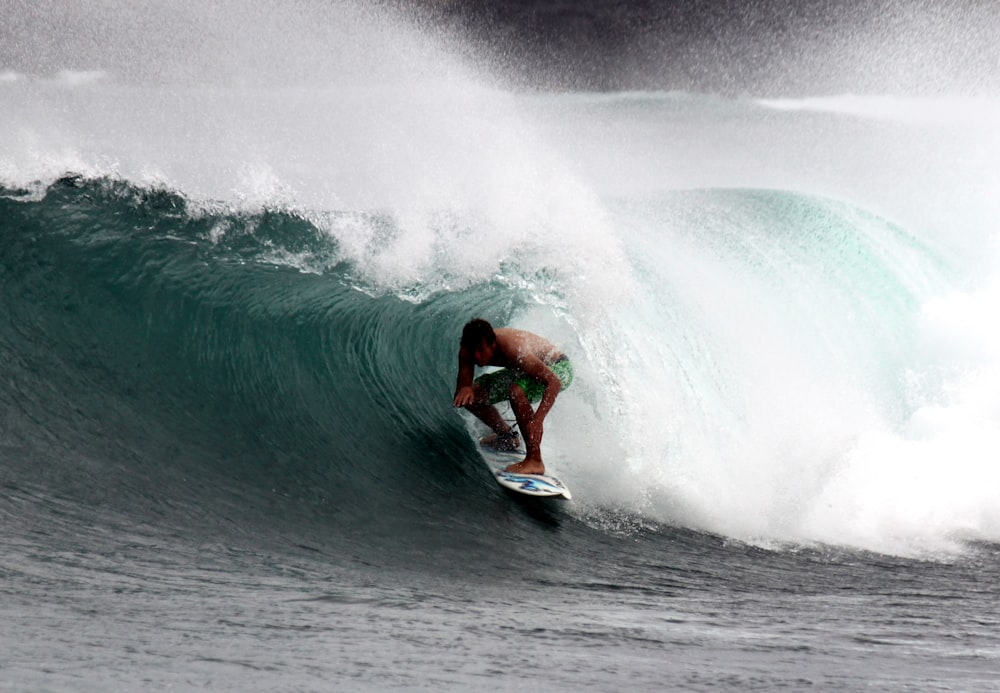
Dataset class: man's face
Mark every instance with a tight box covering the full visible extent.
[472,339,495,367]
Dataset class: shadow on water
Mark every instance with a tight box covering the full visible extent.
[503,491,567,528]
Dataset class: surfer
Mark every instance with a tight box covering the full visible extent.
[453,319,573,475]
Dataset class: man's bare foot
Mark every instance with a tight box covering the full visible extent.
[504,458,545,475]
[480,429,521,452]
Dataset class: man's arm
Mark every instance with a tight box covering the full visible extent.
[453,347,476,407]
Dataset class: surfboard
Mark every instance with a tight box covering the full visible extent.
[479,447,572,500]
[494,469,573,499]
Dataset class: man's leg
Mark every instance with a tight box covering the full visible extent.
[463,383,519,449]
[507,384,545,474]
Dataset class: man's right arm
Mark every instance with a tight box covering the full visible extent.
[453,347,475,407]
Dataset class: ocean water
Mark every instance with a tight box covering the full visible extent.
[2,2,1000,690]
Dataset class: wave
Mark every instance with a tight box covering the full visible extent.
[0,177,522,558]
[2,0,999,559]
[3,173,998,561]
[757,94,1000,125]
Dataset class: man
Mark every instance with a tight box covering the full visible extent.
[453,319,573,475]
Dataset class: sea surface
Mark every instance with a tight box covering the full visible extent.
[2,1,1000,690]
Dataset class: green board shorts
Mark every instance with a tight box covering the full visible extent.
[475,356,574,405]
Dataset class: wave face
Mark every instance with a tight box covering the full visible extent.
[0,177,539,570]
[2,165,996,561]
[2,1,1000,563]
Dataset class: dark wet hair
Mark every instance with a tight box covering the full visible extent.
[460,319,496,350]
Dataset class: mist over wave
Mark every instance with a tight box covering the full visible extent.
[2,0,1000,558]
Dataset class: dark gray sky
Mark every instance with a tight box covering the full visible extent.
[427,0,1000,94]
[2,0,997,95]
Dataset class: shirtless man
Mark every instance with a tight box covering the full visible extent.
[453,319,573,475]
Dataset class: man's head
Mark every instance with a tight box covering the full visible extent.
[461,318,496,366]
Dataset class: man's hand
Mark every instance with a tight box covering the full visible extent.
[453,386,475,408]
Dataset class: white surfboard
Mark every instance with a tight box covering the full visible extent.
[479,447,572,500]
[494,469,573,499]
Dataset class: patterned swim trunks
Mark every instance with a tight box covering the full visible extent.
[475,355,573,405]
